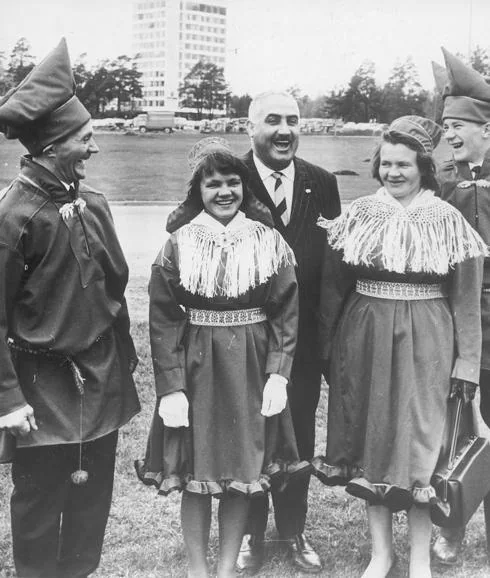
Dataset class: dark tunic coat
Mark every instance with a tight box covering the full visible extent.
[438,150,490,369]
[0,157,140,446]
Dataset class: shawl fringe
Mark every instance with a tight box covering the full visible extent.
[318,195,488,274]
[175,222,295,298]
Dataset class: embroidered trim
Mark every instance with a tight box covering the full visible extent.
[175,222,295,298]
[356,279,447,300]
[59,198,86,221]
[457,179,490,189]
[187,307,266,326]
[317,192,488,274]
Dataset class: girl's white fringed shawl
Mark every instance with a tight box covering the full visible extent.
[175,216,295,298]
[317,188,488,275]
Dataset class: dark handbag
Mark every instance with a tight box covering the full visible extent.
[0,429,16,464]
[431,397,490,528]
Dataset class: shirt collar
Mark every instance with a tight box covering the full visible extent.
[253,153,295,182]
[60,180,74,191]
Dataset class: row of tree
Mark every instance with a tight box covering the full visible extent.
[1,37,489,123]
[316,47,490,124]
[0,38,143,116]
[173,46,490,122]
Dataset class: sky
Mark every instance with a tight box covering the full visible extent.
[1,0,490,97]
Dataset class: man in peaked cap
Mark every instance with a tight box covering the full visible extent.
[0,39,140,577]
[432,47,490,567]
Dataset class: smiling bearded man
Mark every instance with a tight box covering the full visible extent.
[236,91,341,574]
[0,38,140,578]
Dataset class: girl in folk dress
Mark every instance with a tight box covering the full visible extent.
[136,138,309,578]
[314,117,486,578]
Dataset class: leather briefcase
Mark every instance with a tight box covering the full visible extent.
[431,397,490,528]
[0,430,16,464]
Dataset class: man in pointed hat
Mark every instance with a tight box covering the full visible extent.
[0,39,140,577]
[432,47,490,566]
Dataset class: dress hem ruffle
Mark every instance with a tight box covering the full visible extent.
[134,459,312,498]
[311,456,362,486]
[345,476,445,512]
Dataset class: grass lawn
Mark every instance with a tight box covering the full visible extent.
[0,131,487,577]
[0,130,453,205]
[1,284,490,578]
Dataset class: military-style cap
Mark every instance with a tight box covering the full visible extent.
[436,47,490,123]
[388,115,442,153]
[0,38,91,155]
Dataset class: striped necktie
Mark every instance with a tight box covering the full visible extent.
[272,171,288,225]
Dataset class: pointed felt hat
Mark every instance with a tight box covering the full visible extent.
[0,38,90,155]
[439,47,490,123]
[432,61,449,96]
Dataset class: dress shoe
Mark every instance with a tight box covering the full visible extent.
[432,534,463,566]
[284,533,322,573]
[235,534,264,574]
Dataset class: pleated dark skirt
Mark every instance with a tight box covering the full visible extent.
[136,321,310,497]
[314,292,454,510]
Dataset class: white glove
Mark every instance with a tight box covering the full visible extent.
[0,404,38,437]
[261,374,288,417]
[158,392,189,428]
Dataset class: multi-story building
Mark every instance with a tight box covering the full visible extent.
[132,0,228,110]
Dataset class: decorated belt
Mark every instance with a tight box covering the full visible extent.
[187,307,267,326]
[7,337,86,394]
[356,279,447,300]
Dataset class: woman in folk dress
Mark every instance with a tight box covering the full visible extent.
[136,138,309,578]
[314,116,486,578]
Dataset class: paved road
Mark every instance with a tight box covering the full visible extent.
[112,204,174,279]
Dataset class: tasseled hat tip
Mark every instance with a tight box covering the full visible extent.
[432,61,449,96]
[0,37,91,155]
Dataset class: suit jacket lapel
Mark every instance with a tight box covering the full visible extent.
[288,158,312,245]
[245,151,288,237]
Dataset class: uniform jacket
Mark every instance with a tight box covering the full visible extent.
[438,150,490,369]
[0,157,140,446]
[244,151,341,360]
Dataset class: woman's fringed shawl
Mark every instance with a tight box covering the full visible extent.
[175,213,295,298]
[317,188,488,274]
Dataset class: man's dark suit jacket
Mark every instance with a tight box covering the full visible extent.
[244,150,341,364]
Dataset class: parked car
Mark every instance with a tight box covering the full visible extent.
[132,111,176,133]
[92,117,124,131]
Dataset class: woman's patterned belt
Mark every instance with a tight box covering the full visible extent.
[187,307,267,326]
[356,279,447,300]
